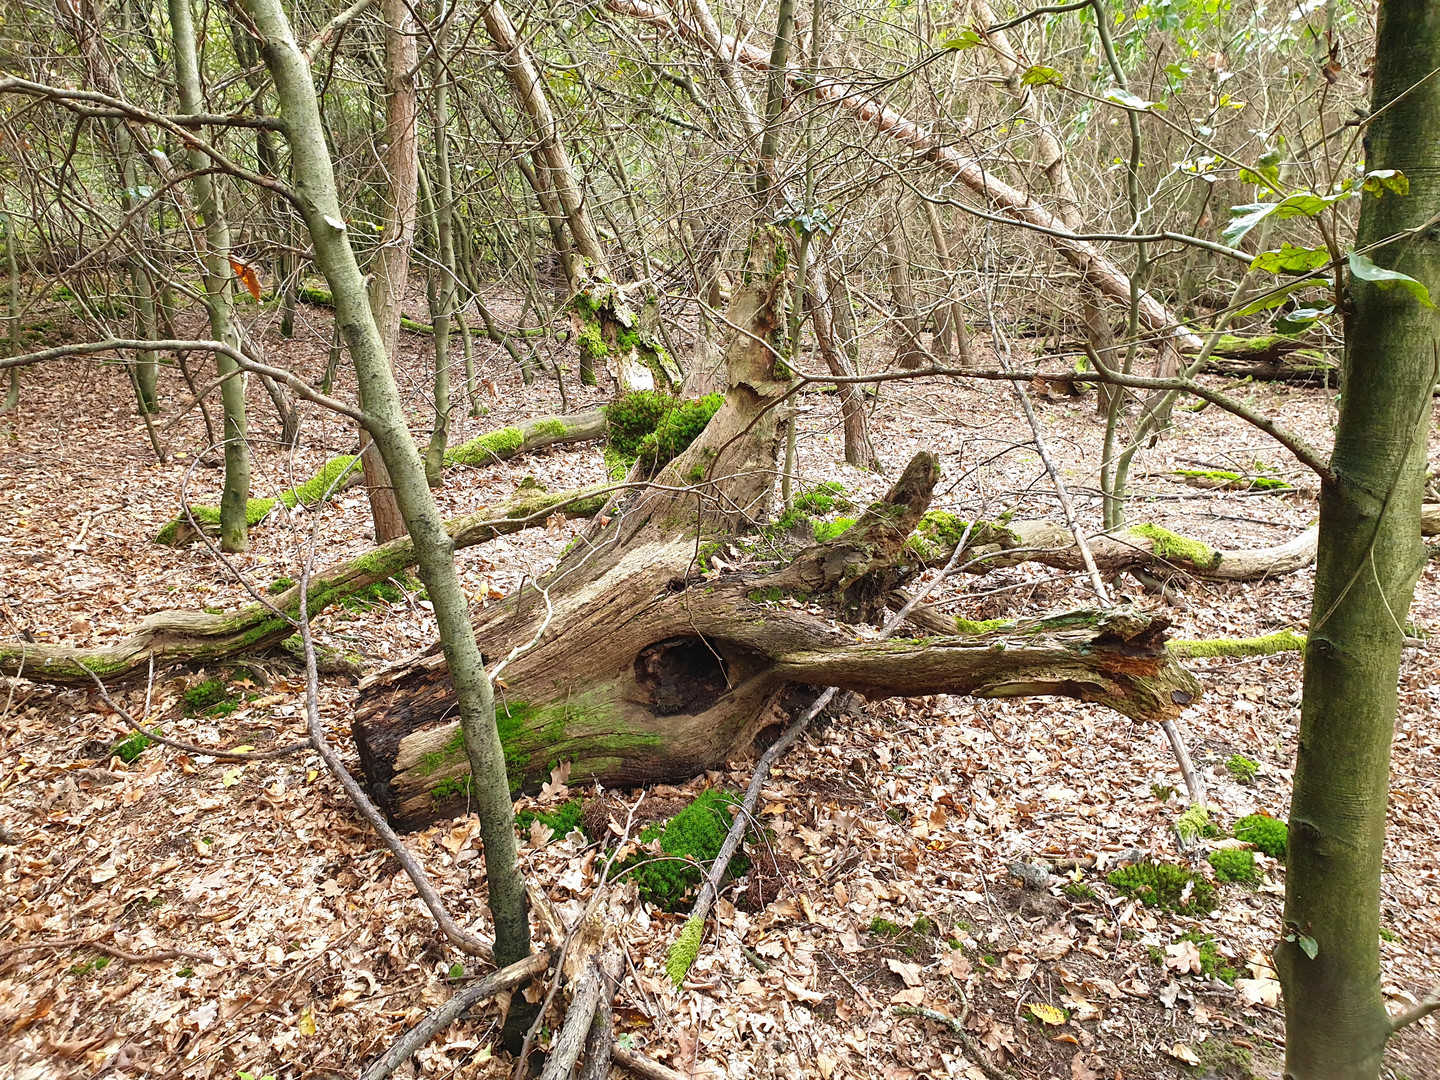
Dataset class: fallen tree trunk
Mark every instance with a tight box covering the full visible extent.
[156,408,608,544]
[915,516,1322,582]
[1,481,608,684]
[352,229,1201,831]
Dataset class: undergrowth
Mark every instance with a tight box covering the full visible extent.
[613,790,747,911]
[1106,860,1217,915]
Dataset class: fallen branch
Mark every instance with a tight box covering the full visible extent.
[0,937,217,965]
[1,481,610,684]
[358,951,552,1080]
[892,1006,1008,1080]
[611,1045,691,1080]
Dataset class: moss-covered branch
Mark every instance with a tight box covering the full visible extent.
[3,481,610,684]
[156,412,606,545]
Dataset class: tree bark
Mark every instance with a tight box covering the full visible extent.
[242,0,533,984]
[881,207,926,369]
[1277,5,1440,1076]
[359,0,420,544]
[169,0,251,552]
[808,249,877,469]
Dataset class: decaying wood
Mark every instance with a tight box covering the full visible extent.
[0,482,609,684]
[351,229,1202,831]
[937,518,1323,582]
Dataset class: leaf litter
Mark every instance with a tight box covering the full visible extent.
[1,291,1437,1079]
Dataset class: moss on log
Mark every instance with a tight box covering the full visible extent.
[3,481,608,684]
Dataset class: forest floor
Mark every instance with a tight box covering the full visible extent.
[2,290,1439,1080]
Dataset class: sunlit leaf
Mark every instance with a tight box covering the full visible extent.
[1362,169,1409,197]
[228,257,263,301]
[1222,191,1352,245]
[1104,86,1166,111]
[942,28,983,49]
[1273,306,1332,335]
[1348,251,1434,308]
[1020,65,1064,86]
[1234,278,1330,317]
[1250,243,1332,276]
[1028,1002,1068,1025]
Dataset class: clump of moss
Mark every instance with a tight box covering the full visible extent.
[1175,468,1292,492]
[1176,931,1239,983]
[615,790,747,912]
[1175,805,1223,843]
[812,517,856,543]
[183,677,232,715]
[605,390,674,458]
[792,482,852,516]
[1167,629,1306,658]
[953,616,1010,635]
[516,798,586,839]
[1128,522,1220,570]
[1209,848,1261,885]
[869,917,905,937]
[280,455,359,507]
[635,394,723,474]
[1062,879,1096,901]
[1226,754,1260,784]
[156,498,278,545]
[110,729,154,764]
[446,427,525,468]
[1234,813,1288,860]
[1106,860,1217,915]
[267,576,295,595]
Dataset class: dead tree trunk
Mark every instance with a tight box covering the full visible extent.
[352,230,1201,830]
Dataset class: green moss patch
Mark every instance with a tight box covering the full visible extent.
[1175,931,1239,983]
[792,482,853,516]
[953,617,1011,635]
[1168,629,1306,658]
[1233,813,1287,859]
[183,677,233,716]
[1225,754,1259,784]
[1175,805,1223,843]
[516,798,586,839]
[1175,468,1292,492]
[1128,523,1220,570]
[110,729,154,764]
[614,790,747,912]
[1208,848,1261,885]
[812,517,856,543]
[446,427,526,468]
[1107,860,1217,915]
[604,391,722,477]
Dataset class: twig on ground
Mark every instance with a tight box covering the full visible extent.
[577,948,625,1080]
[358,951,552,1080]
[611,1045,691,1080]
[1389,985,1440,1034]
[0,937,217,964]
[892,1005,1009,1080]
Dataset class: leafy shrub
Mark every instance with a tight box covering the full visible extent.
[1209,848,1261,885]
[1106,860,1217,915]
[1225,754,1260,784]
[1233,813,1288,860]
[615,790,747,911]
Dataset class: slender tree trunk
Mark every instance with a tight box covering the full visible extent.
[360,0,420,543]
[170,0,251,552]
[242,0,533,1004]
[922,200,973,367]
[882,207,925,369]
[1278,5,1440,1076]
[809,246,876,469]
[420,166,451,488]
[754,0,796,201]
[1,212,19,414]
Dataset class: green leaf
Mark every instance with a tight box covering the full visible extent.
[448,962,465,979]
[1222,191,1352,245]
[1250,243,1332,276]
[1297,934,1319,960]
[1362,169,1409,197]
[1020,65,1064,86]
[1273,306,1332,335]
[1104,86,1166,111]
[942,28,983,49]
[1348,251,1435,308]
[1234,278,1330,317]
